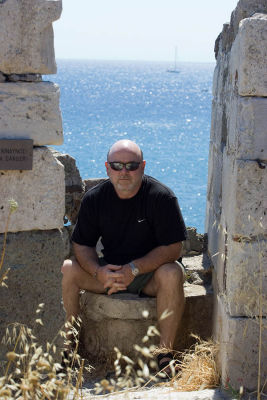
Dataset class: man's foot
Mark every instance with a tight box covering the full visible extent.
[157,352,179,379]
[56,349,82,376]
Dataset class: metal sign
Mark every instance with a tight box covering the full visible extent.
[0,139,33,170]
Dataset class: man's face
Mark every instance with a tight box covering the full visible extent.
[105,149,145,199]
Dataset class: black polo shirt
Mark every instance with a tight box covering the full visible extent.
[71,175,187,265]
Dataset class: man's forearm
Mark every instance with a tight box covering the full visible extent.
[73,242,99,276]
[131,242,182,274]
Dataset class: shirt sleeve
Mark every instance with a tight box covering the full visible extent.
[151,195,187,246]
[71,194,100,247]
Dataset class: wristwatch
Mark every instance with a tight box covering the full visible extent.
[129,261,140,277]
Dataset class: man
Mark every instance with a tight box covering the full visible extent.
[61,139,187,374]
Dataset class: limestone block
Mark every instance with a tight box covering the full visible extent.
[0,147,65,233]
[7,74,42,82]
[206,210,227,295]
[0,228,70,362]
[229,13,267,97]
[0,72,6,82]
[182,227,205,256]
[0,0,62,74]
[52,150,85,224]
[213,296,267,393]
[84,178,108,193]
[0,82,63,145]
[229,1,267,43]
[80,284,213,364]
[212,52,231,105]
[226,238,267,317]
[222,155,267,237]
[227,95,267,160]
[205,143,223,222]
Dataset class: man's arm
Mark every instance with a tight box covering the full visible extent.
[73,242,100,276]
[73,242,126,290]
[130,241,182,274]
[112,242,183,291]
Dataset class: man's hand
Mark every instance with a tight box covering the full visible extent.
[97,264,126,294]
[99,264,135,295]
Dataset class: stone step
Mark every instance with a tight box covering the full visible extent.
[79,277,213,366]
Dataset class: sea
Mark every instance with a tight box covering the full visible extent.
[45,60,215,233]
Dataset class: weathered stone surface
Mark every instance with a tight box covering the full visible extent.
[87,388,231,400]
[52,150,85,224]
[228,95,267,160]
[182,227,205,256]
[222,155,267,237]
[213,296,267,393]
[211,93,267,160]
[214,0,267,58]
[183,253,212,286]
[0,72,6,82]
[229,13,267,97]
[7,74,42,82]
[0,0,62,74]
[84,178,108,193]
[0,228,70,363]
[208,2,267,395]
[0,147,65,233]
[80,283,213,364]
[226,238,267,317]
[205,143,223,224]
[0,82,63,145]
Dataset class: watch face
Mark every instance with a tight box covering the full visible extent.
[130,262,139,276]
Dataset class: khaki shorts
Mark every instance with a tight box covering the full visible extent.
[99,258,184,296]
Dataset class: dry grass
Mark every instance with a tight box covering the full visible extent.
[170,335,220,391]
[0,316,93,399]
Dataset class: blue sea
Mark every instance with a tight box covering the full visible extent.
[46,60,215,233]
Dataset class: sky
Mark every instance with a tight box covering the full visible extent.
[54,0,239,63]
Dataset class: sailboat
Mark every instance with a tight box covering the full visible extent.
[167,46,179,73]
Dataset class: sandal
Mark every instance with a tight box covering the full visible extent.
[157,352,179,378]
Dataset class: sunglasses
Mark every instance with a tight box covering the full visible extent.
[108,161,141,171]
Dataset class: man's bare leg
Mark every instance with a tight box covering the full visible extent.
[61,257,106,348]
[142,262,185,369]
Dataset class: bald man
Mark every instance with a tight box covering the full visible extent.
[61,139,187,376]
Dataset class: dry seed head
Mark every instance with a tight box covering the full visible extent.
[142,335,149,343]
[6,351,17,361]
[142,310,149,318]
[159,309,173,321]
[0,389,12,396]
[8,199,18,213]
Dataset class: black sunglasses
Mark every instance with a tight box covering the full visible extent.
[108,161,141,171]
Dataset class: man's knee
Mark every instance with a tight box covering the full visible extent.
[154,262,184,288]
[61,257,79,279]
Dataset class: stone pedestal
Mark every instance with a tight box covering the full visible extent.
[0,82,63,145]
[213,296,267,392]
[80,255,213,368]
[0,0,62,74]
[0,147,65,233]
[0,228,70,362]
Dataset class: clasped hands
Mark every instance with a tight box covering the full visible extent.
[96,264,134,295]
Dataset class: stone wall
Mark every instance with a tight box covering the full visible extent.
[0,0,66,363]
[206,0,267,393]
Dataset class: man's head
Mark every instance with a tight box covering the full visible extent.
[105,140,146,199]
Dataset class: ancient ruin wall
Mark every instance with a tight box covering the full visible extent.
[206,0,267,393]
[0,0,69,360]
